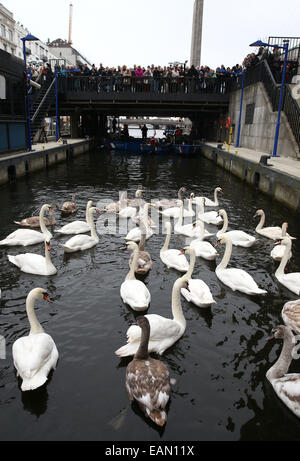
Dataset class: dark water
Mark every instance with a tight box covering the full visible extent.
[0,150,299,441]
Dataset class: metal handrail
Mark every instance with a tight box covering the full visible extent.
[31,78,55,123]
[59,74,235,96]
[283,85,300,151]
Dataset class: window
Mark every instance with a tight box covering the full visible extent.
[0,75,6,99]
[8,29,13,41]
[1,24,5,37]
[245,103,255,125]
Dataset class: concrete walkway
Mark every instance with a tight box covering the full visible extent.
[207,142,300,181]
[0,138,86,164]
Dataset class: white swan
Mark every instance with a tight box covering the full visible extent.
[215,235,267,295]
[174,201,214,239]
[190,220,218,261]
[160,222,189,272]
[61,206,100,253]
[254,210,295,240]
[115,272,189,357]
[204,187,223,207]
[120,242,151,311]
[282,299,300,334]
[12,288,59,391]
[271,223,292,261]
[275,238,300,295]
[216,209,256,247]
[8,238,57,276]
[266,325,300,418]
[119,189,143,219]
[56,200,93,235]
[0,204,53,247]
[162,197,195,219]
[180,246,216,307]
[192,195,223,226]
[125,203,154,242]
[153,187,186,212]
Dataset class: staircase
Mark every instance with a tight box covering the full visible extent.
[29,78,56,143]
[239,60,300,152]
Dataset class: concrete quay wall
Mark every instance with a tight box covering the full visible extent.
[0,139,94,186]
[200,143,300,213]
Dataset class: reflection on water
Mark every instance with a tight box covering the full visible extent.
[0,150,299,440]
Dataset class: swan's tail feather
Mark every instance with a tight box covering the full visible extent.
[21,374,47,392]
[115,342,138,357]
[148,409,167,427]
[8,255,18,267]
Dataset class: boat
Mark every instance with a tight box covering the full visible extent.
[104,139,172,155]
[173,144,201,155]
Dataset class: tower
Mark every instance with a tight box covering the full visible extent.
[190,0,204,67]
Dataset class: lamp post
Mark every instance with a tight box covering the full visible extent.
[55,68,80,141]
[235,70,245,148]
[21,34,39,152]
[250,39,290,157]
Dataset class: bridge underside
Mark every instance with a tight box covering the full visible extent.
[48,89,230,141]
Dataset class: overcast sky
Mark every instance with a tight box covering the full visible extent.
[4,0,300,69]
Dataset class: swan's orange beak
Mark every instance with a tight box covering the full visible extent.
[275,240,281,246]
[179,250,185,255]
[46,242,51,251]
[43,293,51,302]
[215,241,221,248]
[96,209,101,215]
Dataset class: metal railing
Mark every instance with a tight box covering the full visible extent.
[32,79,55,123]
[283,84,300,151]
[59,75,236,96]
[232,60,300,150]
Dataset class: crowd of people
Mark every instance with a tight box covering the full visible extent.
[27,44,298,95]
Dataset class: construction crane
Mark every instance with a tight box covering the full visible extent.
[68,3,73,45]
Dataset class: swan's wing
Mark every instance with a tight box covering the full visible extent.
[127,315,182,343]
[161,250,189,270]
[217,268,265,292]
[8,254,46,273]
[13,334,56,379]
[63,234,93,248]
[227,231,255,242]
[272,374,300,417]
[121,280,151,306]
[57,221,89,233]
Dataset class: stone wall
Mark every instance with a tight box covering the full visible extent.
[229,82,299,158]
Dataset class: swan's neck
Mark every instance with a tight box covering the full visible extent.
[162,226,171,252]
[217,238,232,270]
[197,200,205,215]
[177,201,184,226]
[267,330,294,381]
[171,278,187,328]
[88,211,99,241]
[26,293,44,335]
[44,244,53,266]
[256,212,265,231]
[142,204,150,230]
[188,199,193,213]
[282,224,287,237]
[86,204,91,223]
[134,322,150,360]
[214,189,219,206]
[139,232,146,252]
[275,241,291,276]
[186,250,196,279]
[219,212,228,235]
[126,247,138,280]
[39,206,49,235]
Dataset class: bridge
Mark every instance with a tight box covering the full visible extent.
[113,118,192,130]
